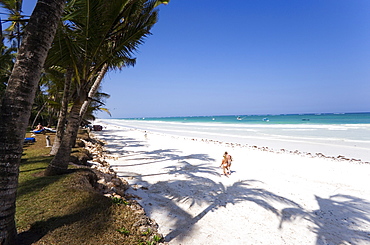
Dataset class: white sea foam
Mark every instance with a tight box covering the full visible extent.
[96,119,370,162]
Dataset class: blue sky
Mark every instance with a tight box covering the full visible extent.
[19,1,370,118]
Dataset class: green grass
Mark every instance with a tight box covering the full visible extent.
[16,132,162,245]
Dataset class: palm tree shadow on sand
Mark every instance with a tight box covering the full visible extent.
[96,130,148,155]
[98,131,303,242]
[124,153,302,243]
[99,132,370,244]
[279,194,370,245]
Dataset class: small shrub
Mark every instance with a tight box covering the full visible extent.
[141,228,151,236]
[111,196,129,205]
[153,234,161,242]
[116,227,130,235]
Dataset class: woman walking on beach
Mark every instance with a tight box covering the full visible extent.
[221,151,233,176]
[225,152,233,175]
[220,157,229,176]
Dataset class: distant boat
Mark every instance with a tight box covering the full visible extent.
[302,118,310,121]
[237,116,245,120]
[262,118,269,122]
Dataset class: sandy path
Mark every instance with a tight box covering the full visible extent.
[93,124,370,245]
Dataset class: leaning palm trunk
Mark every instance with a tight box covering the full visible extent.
[45,91,87,176]
[68,64,108,148]
[0,1,65,244]
[79,63,108,118]
[31,101,47,129]
[50,67,73,155]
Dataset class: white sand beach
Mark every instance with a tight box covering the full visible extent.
[93,121,370,245]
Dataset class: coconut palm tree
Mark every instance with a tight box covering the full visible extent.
[49,66,73,155]
[0,0,28,50]
[0,0,66,243]
[83,90,111,122]
[0,0,25,101]
[30,66,72,129]
[0,41,15,99]
[79,0,171,119]
[45,0,163,176]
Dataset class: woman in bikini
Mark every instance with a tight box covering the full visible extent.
[220,151,233,176]
[220,156,229,176]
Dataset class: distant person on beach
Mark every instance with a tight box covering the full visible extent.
[33,123,45,134]
[35,123,43,131]
[220,152,233,176]
[220,157,229,176]
[224,151,233,175]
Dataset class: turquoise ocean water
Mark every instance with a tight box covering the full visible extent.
[126,112,370,125]
[99,113,370,162]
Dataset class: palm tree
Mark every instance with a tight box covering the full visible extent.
[78,63,109,119]
[0,0,65,243]
[79,0,170,118]
[82,90,111,122]
[79,63,111,120]
[40,67,69,127]
[0,1,25,101]
[0,0,28,50]
[49,66,73,155]
[0,42,15,100]
[45,0,163,176]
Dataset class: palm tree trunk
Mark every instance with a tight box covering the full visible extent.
[65,64,109,149]
[50,67,73,155]
[66,64,109,150]
[79,63,108,118]
[45,90,87,176]
[31,101,47,129]
[0,1,65,244]
[0,17,2,40]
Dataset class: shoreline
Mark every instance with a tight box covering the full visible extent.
[97,119,370,163]
[92,121,370,244]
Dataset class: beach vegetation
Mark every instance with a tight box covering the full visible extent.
[0,42,16,99]
[141,227,151,236]
[116,227,131,235]
[0,0,169,243]
[15,132,163,244]
[138,241,156,245]
[44,0,163,176]
[112,196,130,205]
[0,0,25,50]
[0,1,66,243]
[153,234,162,242]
